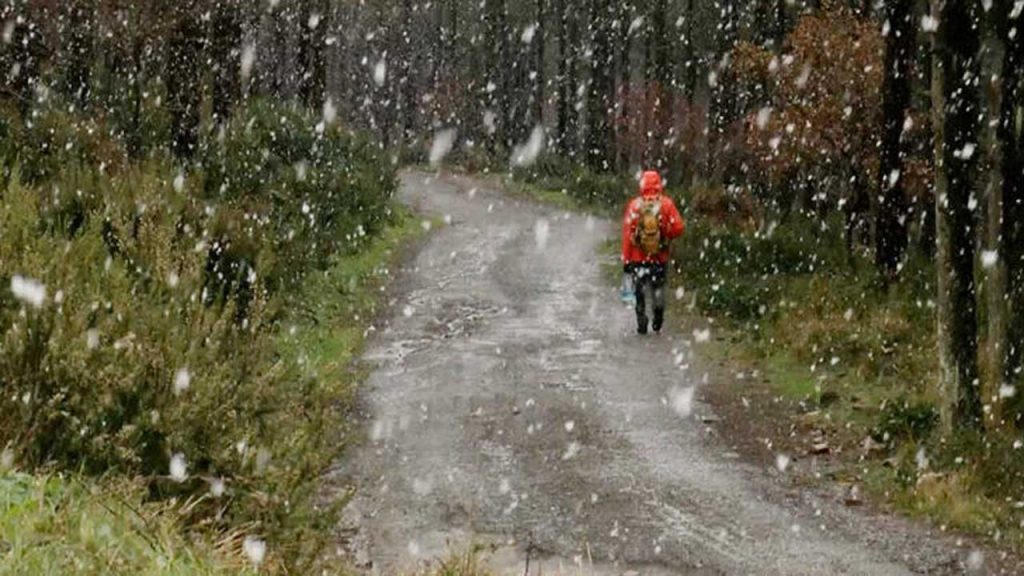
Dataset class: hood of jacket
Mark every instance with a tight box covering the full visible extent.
[639,170,663,198]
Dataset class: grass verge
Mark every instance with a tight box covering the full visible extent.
[669,216,1024,562]
[0,472,248,575]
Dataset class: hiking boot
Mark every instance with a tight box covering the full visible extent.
[637,323,648,335]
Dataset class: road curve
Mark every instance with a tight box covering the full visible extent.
[335,171,968,575]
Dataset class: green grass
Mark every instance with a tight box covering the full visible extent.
[761,353,819,400]
[279,206,427,383]
[0,473,249,576]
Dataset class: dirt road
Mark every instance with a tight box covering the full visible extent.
[336,171,971,575]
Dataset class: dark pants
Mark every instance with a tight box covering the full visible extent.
[632,263,666,332]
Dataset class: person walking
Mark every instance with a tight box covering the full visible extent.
[621,171,685,334]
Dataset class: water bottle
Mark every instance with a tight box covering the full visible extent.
[620,272,636,305]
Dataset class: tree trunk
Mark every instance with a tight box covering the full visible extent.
[684,0,698,101]
[61,0,94,109]
[484,0,510,151]
[298,0,327,111]
[932,0,982,433]
[534,0,545,125]
[167,6,203,159]
[980,16,1006,428]
[440,0,459,126]
[7,6,46,118]
[708,0,738,185]
[399,0,416,143]
[876,0,913,278]
[555,0,573,155]
[586,0,614,171]
[211,2,242,126]
[645,0,671,170]
[776,0,787,51]
[1000,4,1024,422]
[127,35,145,159]
[617,2,632,172]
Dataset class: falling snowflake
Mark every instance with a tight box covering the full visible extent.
[169,453,188,482]
[776,453,790,472]
[916,447,929,471]
[243,536,267,566]
[173,368,191,396]
[521,24,537,44]
[981,250,998,269]
[795,64,812,88]
[322,98,338,126]
[373,58,387,87]
[86,329,100,350]
[534,219,550,250]
[209,477,226,498]
[966,549,985,573]
[429,128,457,167]
[240,43,257,81]
[511,125,545,167]
[10,275,45,308]
[562,441,580,460]
[669,386,695,418]
[483,110,497,135]
[953,143,976,160]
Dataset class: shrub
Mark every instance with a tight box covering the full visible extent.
[0,99,399,571]
[198,100,396,295]
[872,399,939,446]
[0,102,128,186]
[568,167,632,208]
[689,183,759,230]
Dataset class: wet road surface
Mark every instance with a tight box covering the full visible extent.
[336,171,969,575]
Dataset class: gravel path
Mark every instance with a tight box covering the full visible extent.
[335,171,972,575]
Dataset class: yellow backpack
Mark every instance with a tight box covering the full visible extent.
[634,197,662,256]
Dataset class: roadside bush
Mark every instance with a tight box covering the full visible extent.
[0,102,128,185]
[689,183,759,230]
[199,100,396,295]
[872,399,939,447]
[512,152,578,185]
[0,171,330,565]
[0,99,398,570]
[511,153,632,211]
[569,168,632,208]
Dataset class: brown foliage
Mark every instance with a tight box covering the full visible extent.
[735,8,884,203]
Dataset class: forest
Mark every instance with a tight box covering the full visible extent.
[1,0,1023,573]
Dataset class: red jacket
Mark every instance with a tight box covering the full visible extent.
[622,171,684,265]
